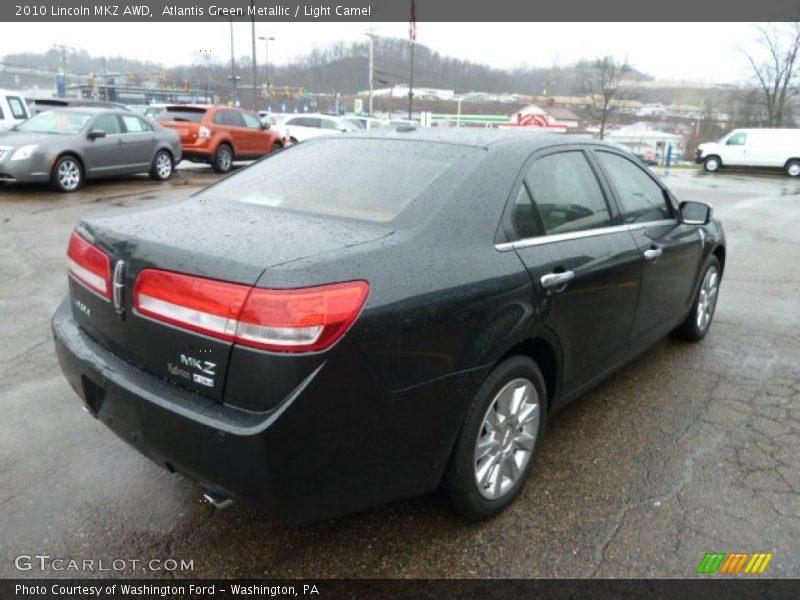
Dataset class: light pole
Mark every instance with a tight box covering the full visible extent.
[250,0,257,111]
[259,35,275,92]
[364,31,377,115]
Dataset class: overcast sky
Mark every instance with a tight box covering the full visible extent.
[0,22,773,84]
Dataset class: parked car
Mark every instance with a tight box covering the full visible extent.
[52,130,725,521]
[343,115,382,131]
[697,128,800,176]
[0,108,182,192]
[29,98,130,116]
[276,113,359,143]
[143,104,168,120]
[0,89,31,131]
[157,105,283,172]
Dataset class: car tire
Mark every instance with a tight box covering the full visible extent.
[703,156,721,173]
[289,137,299,145]
[442,355,547,521]
[673,255,722,342]
[149,150,173,181]
[212,144,233,173]
[51,155,83,193]
[784,160,800,177]
[270,141,284,153]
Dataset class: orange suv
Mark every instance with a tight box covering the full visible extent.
[157,105,284,172]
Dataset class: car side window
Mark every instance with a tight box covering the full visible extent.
[525,151,611,235]
[212,111,229,125]
[595,151,673,223]
[7,96,27,119]
[227,111,246,128]
[510,185,541,239]
[321,119,340,130]
[726,132,746,146]
[93,114,122,135]
[241,112,262,129]
[121,115,152,133]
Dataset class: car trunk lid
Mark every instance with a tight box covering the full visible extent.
[68,200,390,402]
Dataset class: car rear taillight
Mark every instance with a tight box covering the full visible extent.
[198,126,211,139]
[67,232,111,299]
[133,269,369,352]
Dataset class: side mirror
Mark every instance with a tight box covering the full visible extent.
[87,129,106,140]
[338,127,348,132]
[261,122,270,130]
[680,201,712,225]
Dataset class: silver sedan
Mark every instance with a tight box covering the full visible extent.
[0,108,182,192]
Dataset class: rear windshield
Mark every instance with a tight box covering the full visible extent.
[196,138,480,223]
[159,108,206,123]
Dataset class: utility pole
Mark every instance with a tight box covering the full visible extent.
[365,28,377,115]
[407,42,415,119]
[229,17,238,106]
[250,1,257,111]
[408,0,416,119]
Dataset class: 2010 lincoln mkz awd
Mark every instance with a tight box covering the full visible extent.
[52,129,725,521]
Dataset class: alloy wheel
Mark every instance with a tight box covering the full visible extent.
[219,147,232,171]
[696,265,719,332]
[474,378,540,500]
[58,159,81,191]
[156,153,172,179]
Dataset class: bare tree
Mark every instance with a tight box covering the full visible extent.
[580,56,630,140]
[742,23,800,127]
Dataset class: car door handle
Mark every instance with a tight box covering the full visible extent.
[540,271,575,290]
[644,247,663,261]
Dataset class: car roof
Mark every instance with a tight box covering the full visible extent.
[163,104,257,112]
[32,106,133,115]
[339,126,602,152]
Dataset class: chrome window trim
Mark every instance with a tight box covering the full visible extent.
[495,219,677,252]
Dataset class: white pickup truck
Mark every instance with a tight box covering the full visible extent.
[697,128,800,177]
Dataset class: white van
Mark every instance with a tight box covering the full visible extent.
[697,128,800,177]
[0,90,31,131]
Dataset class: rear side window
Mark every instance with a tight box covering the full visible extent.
[121,115,153,133]
[595,151,673,223]
[287,117,319,128]
[510,186,541,239]
[526,151,611,235]
[197,138,478,223]
[226,111,246,127]
[161,109,206,123]
[7,96,27,119]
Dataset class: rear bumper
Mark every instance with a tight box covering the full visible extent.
[52,298,480,521]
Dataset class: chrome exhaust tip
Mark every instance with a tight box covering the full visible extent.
[203,490,234,510]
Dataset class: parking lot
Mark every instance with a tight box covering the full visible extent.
[1,165,798,578]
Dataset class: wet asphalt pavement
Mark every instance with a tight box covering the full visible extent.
[1,165,798,579]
